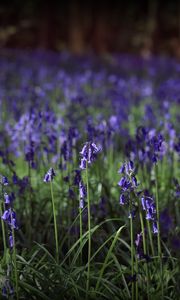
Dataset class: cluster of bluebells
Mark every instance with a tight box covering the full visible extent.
[79,142,101,170]
[141,192,158,234]
[118,161,138,218]
[78,142,101,208]
[126,127,170,167]
[0,175,18,249]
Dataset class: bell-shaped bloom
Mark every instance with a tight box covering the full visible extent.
[44,167,56,182]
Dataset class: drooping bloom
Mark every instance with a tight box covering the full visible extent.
[79,180,86,208]
[4,193,15,205]
[152,222,158,234]
[9,234,14,248]
[1,209,18,230]
[118,160,139,219]
[141,192,158,234]
[141,195,156,221]
[4,193,11,204]
[0,175,8,186]
[44,167,56,182]
[79,141,101,169]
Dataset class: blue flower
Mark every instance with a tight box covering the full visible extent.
[4,193,11,204]
[79,199,84,209]
[44,167,56,182]
[141,195,156,220]
[79,141,101,169]
[118,177,131,191]
[9,234,14,248]
[119,194,126,205]
[79,157,87,170]
[0,175,8,186]
[1,209,18,230]
[79,180,86,199]
[152,222,158,234]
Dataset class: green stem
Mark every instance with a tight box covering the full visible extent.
[28,162,32,243]
[79,206,83,264]
[86,162,91,298]
[139,212,150,300]
[11,215,19,300]
[155,164,163,299]
[147,219,155,257]
[50,181,59,263]
[135,255,138,300]
[130,214,135,300]
[0,201,7,254]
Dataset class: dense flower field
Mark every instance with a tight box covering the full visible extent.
[0,49,179,299]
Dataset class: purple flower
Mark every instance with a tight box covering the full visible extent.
[79,157,87,170]
[79,199,84,209]
[80,141,101,169]
[125,161,135,176]
[12,173,18,184]
[141,195,156,220]
[118,161,135,176]
[9,234,14,248]
[135,233,142,247]
[0,175,8,186]
[119,194,126,205]
[132,176,138,187]
[118,177,131,191]
[1,209,18,230]
[44,167,56,182]
[79,180,86,199]
[152,222,158,234]
[128,209,136,219]
[4,193,11,204]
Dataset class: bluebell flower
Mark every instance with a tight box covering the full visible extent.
[79,141,101,169]
[4,193,11,204]
[79,157,87,170]
[135,233,142,248]
[132,176,138,187]
[0,175,8,186]
[44,167,56,182]
[141,195,156,220]
[79,199,84,209]
[79,180,86,200]
[12,173,18,184]
[118,177,131,191]
[119,194,126,205]
[118,161,135,176]
[118,160,139,220]
[152,222,158,234]
[9,234,14,248]
[1,209,18,230]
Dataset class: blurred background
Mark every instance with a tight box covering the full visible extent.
[0,0,179,58]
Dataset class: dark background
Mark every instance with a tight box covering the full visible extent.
[0,0,179,58]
